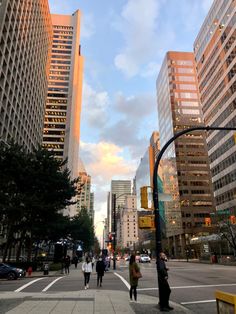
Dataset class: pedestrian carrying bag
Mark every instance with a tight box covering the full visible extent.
[132,267,142,279]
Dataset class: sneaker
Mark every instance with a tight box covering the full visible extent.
[166,306,174,310]
[87,284,89,289]
[84,286,87,290]
[160,308,170,312]
[129,300,134,303]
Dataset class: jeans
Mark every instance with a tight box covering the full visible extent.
[84,272,90,286]
[129,285,137,301]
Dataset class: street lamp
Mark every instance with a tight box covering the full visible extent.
[153,126,236,305]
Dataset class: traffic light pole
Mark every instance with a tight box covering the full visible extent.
[153,126,236,303]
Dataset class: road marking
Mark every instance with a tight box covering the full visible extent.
[114,272,130,289]
[42,276,64,292]
[138,283,236,291]
[181,300,216,305]
[15,278,46,292]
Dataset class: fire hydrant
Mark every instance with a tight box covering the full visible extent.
[27,266,32,276]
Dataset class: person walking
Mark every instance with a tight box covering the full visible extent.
[158,252,173,312]
[73,255,78,269]
[64,255,71,275]
[129,254,142,302]
[82,257,93,289]
[96,256,105,287]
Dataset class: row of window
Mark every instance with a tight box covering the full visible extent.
[215,187,236,206]
[211,151,236,178]
[213,169,236,191]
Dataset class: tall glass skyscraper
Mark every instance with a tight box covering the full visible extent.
[0,0,52,150]
[194,0,236,215]
[156,51,215,257]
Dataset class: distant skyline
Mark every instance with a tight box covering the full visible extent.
[48,0,214,238]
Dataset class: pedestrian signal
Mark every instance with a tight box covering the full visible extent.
[205,217,211,227]
[230,215,236,224]
[140,186,149,209]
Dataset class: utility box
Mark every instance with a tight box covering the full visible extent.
[215,290,236,313]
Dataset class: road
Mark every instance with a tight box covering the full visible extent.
[0,260,235,313]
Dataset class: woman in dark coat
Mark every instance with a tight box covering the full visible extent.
[129,254,141,302]
[96,256,105,287]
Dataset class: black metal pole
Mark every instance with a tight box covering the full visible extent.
[153,126,236,302]
[112,193,116,270]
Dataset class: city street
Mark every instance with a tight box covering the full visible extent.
[0,260,235,313]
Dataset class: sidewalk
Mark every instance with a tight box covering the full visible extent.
[0,290,191,314]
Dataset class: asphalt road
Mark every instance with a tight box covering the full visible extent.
[0,260,235,313]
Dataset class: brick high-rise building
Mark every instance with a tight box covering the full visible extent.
[43,11,84,180]
[0,0,52,150]
[156,51,215,257]
[194,0,236,215]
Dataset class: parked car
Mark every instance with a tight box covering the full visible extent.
[139,254,151,263]
[0,263,26,280]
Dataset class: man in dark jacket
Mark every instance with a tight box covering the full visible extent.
[96,256,105,287]
[158,252,173,312]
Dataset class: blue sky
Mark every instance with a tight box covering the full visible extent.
[49,0,214,238]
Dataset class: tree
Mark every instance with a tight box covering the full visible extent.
[70,207,95,251]
[0,142,77,261]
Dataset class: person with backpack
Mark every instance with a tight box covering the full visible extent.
[82,256,93,289]
[129,254,142,302]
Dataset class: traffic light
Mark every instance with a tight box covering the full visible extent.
[230,215,236,224]
[205,217,211,227]
[140,186,148,209]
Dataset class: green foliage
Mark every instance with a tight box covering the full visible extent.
[70,207,95,251]
[0,142,78,261]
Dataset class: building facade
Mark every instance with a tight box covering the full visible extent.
[194,0,236,215]
[119,195,138,250]
[0,0,52,150]
[111,180,132,210]
[76,158,92,217]
[156,51,215,257]
[42,11,84,179]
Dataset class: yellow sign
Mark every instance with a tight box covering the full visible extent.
[139,215,155,229]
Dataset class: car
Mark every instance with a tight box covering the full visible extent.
[0,263,26,280]
[139,254,151,263]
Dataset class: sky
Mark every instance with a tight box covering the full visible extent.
[49,0,214,240]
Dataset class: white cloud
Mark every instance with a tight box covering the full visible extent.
[81,13,95,39]
[82,81,110,128]
[141,62,160,78]
[80,141,136,234]
[114,0,160,77]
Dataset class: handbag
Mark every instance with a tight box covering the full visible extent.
[132,267,142,279]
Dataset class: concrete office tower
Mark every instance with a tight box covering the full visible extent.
[76,158,92,218]
[118,195,138,250]
[0,0,52,150]
[43,11,84,179]
[89,192,94,224]
[194,0,236,215]
[156,51,215,257]
[107,192,111,233]
[111,180,132,210]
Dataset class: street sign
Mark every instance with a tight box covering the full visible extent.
[138,215,155,229]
